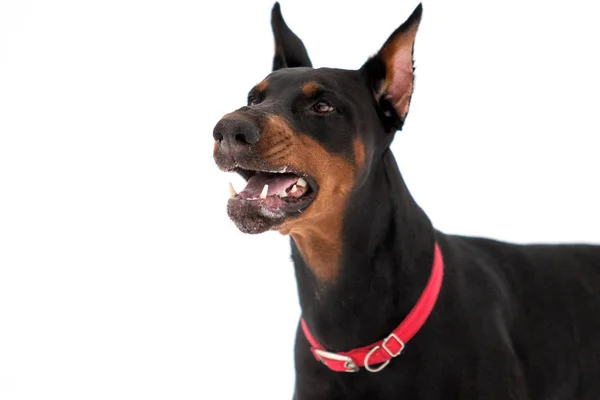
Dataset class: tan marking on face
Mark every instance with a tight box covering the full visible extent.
[353,137,365,170]
[259,116,358,282]
[256,79,269,92]
[301,81,319,97]
[254,116,294,160]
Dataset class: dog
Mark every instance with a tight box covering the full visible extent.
[212,3,600,399]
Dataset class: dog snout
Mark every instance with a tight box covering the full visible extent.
[213,116,260,157]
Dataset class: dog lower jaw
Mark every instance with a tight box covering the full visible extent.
[227,196,317,234]
[226,176,318,234]
[227,198,285,234]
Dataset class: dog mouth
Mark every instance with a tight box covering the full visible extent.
[226,167,318,234]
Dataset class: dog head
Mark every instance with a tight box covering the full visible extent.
[213,3,422,237]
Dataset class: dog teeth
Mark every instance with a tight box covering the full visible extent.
[229,182,237,198]
[260,184,269,199]
[297,178,307,187]
[279,191,288,198]
[290,185,298,194]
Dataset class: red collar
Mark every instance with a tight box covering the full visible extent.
[301,243,444,373]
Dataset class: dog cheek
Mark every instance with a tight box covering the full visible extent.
[353,137,366,171]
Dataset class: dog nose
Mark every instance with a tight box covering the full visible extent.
[213,116,260,156]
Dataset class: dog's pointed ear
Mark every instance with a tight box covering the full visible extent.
[360,3,422,131]
[271,2,312,71]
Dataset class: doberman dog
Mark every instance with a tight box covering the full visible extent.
[212,3,600,399]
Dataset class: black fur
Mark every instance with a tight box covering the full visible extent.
[215,4,600,399]
[271,2,312,71]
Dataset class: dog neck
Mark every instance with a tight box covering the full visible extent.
[291,149,436,351]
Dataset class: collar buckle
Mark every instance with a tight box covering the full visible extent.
[314,349,359,372]
[382,333,405,357]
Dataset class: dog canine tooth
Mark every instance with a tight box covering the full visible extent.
[229,182,237,198]
[260,184,269,199]
[297,178,307,187]
[290,185,298,194]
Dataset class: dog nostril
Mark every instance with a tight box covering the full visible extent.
[213,117,259,147]
[235,133,250,144]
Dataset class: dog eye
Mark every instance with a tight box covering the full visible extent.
[312,100,334,113]
[248,96,259,106]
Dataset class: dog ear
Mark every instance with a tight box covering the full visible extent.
[271,2,312,71]
[360,4,422,131]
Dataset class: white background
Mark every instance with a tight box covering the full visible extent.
[1,0,599,398]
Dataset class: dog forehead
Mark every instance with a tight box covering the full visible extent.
[261,67,361,94]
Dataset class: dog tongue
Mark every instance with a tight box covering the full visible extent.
[238,173,301,199]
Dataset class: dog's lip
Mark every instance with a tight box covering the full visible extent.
[216,160,293,178]
[226,165,319,215]
[230,162,317,188]
[233,165,291,180]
